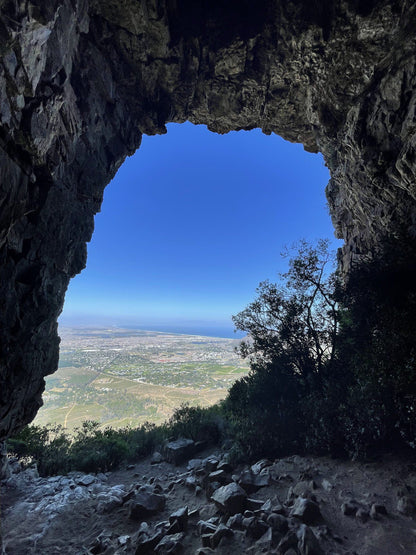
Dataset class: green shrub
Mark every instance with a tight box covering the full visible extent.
[6,406,223,476]
[7,424,71,475]
[224,362,304,460]
[167,403,225,444]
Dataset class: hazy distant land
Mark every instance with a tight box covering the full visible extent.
[34,327,249,430]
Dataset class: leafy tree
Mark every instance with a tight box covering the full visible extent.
[225,240,342,460]
[232,239,338,388]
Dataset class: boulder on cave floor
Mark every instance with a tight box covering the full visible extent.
[163,439,196,465]
[211,482,247,515]
[128,491,166,520]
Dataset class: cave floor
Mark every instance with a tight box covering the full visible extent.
[1,448,416,554]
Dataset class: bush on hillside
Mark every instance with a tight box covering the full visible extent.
[7,405,224,476]
[167,403,225,444]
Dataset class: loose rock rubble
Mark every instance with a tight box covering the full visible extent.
[2,446,416,554]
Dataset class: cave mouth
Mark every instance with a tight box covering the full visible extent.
[32,122,339,430]
[0,0,413,443]
[61,122,336,334]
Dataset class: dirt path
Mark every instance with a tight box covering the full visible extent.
[63,403,76,429]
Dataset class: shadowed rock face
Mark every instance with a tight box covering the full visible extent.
[0,0,415,439]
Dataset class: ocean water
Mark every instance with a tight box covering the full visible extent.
[122,323,245,339]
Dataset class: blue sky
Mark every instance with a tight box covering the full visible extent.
[60,122,340,332]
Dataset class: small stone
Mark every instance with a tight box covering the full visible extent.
[128,492,166,520]
[260,499,272,512]
[290,497,322,525]
[208,469,227,483]
[278,530,298,553]
[356,508,370,523]
[187,458,203,470]
[151,452,164,464]
[246,498,265,511]
[154,532,184,554]
[198,520,218,535]
[163,438,195,465]
[242,516,269,539]
[217,460,233,473]
[97,496,123,514]
[370,503,387,518]
[185,476,197,489]
[135,530,164,554]
[251,459,272,474]
[297,524,324,555]
[341,501,358,516]
[227,513,244,530]
[117,534,130,546]
[211,482,247,514]
[204,457,219,471]
[322,479,333,492]
[77,474,95,487]
[397,496,416,516]
[210,524,233,548]
[267,513,289,534]
[169,506,188,531]
[239,469,270,493]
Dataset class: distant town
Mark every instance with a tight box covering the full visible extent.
[34,327,249,430]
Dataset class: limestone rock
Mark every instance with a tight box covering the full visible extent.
[151,452,164,465]
[128,492,166,520]
[238,469,270,493]
[211,482,247,515]
[135,530,164,554]
[267,513,289,534]
[169,506,188,532]
[154,532,184,554]
[77,474,96,487]
[297,524,324,555]
[163,439,195,465]
[290,497,323,525]
[397,495,416,516]
[370,503,387,518]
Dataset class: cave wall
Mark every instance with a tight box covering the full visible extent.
[0,0,415,439]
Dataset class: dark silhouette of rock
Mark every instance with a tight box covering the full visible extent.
[164,439,196,465]
[297,524,324,555]
[238,469,270,493]
[290,497,323,525]
[154,532,184,554]
[168,506,188,532]
[128,492,166,520]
